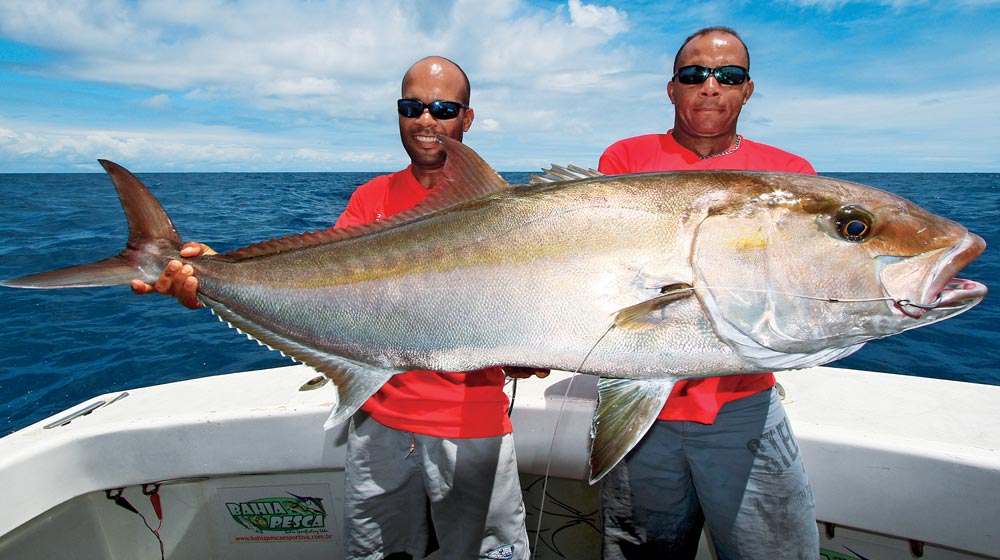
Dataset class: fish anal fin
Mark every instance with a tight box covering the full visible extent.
[590,377,675,484]
[613,283,694,331]
[200,294,400,429]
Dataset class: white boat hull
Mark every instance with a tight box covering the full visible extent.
[1,365,998,559]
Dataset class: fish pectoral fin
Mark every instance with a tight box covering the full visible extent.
[589,377,675,484]
[612,283,694,331]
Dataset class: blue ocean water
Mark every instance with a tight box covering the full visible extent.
[0,170,997,436]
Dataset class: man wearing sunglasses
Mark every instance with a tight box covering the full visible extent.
[597,27,820,559]
[132,56,535,560]
[334,55,536,560]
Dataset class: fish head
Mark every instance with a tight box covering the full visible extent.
[690,172,987,369]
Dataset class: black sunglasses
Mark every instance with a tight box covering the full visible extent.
[673,65,749,86]
[397,98,468,120]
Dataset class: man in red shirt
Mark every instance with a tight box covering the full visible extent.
[332,57,536,560]
[134,56,539,560]
[598,27,819,559]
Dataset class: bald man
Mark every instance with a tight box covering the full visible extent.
[133,57,535,560]
[334,56,533,560]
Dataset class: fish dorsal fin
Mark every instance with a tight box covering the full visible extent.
[431,134,512,204]
[529,164,603,184]
[590,377,675,483]
[219,228,343,260]
[220,135,511,261]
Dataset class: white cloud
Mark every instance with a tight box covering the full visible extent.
[567,0,628,34]
[255,77,341,98]
[0,117,403,172]
[0,0,646,171]
[478,118,502,132]
[0,1,998,172]
[0,1,636,119]
[140,93,172,111]
[741,83,1000,171]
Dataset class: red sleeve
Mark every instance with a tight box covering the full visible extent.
[793,159,817,175]
[598,141,631,174]
[333,189,371,229]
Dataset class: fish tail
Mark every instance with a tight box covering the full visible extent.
[2,160,183,289]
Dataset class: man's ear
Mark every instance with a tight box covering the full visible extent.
[463,107,475,132]
[743,80,754,105]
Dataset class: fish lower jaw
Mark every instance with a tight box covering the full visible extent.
[894,278,987,319]
[937,278,988,307]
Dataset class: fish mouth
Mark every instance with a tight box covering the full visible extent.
[891,233,987,319]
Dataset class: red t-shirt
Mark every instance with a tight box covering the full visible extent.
[599,131,817,424]
[334,166,512,438]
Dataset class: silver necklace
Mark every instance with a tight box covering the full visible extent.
[699,134,742,160]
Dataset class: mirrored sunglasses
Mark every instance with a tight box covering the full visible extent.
[397,98,468,120]
[673,65,749,86]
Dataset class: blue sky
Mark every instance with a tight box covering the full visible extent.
[1,0,999,173]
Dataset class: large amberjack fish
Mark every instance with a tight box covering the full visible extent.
[3,137,987,482]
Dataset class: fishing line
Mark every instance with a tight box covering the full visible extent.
[530,323,615,560]
[662,284,943,310]
[506,377,517,416]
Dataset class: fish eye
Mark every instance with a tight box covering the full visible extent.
[835,206,874,243]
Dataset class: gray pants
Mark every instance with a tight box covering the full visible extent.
[344,412,529,560]
[602,388,818,559]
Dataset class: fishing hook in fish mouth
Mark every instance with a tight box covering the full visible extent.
[894,294,943,310]
[892,293,944,318]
